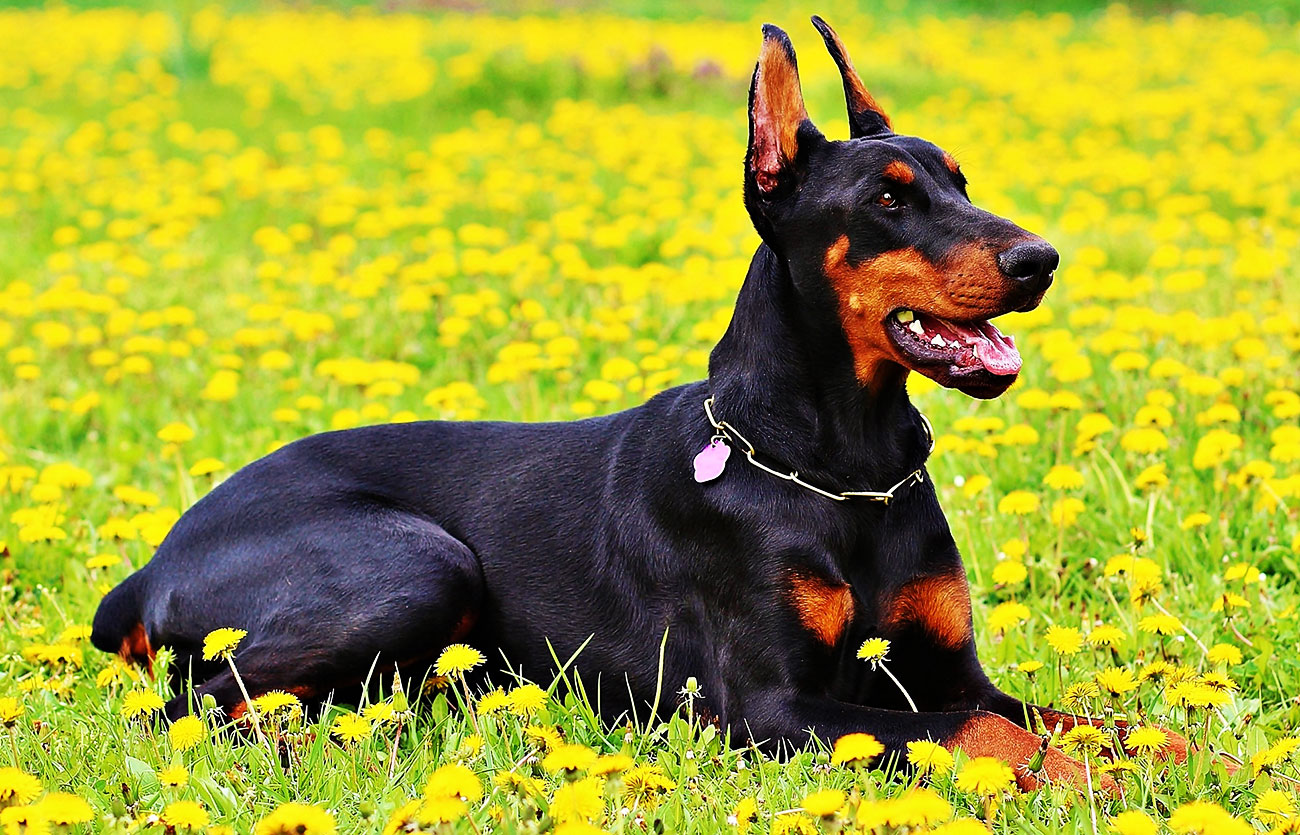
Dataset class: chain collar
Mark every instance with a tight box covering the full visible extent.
[701,396,934,504]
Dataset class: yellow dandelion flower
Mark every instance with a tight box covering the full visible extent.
[156,422,196,444]
[1167,800,1251,835]
[1254,789,1295,827]
[1045,625,1083,655]
[1043,464,1085,490]
[35,792,93,825]
[623,764,676,807]
[1060,725,1108,759]
[157,763,188,787]
[1124,726,1168,756]
[1137,613,1181,635]
[161,800,209,830]
[1017,660,1044,675]
[989,601,1031,635]
[330,713,371,744]
[543,743,598,774]
[361,701,397,723]
[435,643,485,677]
[991,560,1028,585]
[930,820,989,835]
[525,724,564,750]
[168,715,206,751]
[1109,809,1158,835]
[906,739,955,774]
[425,763,483,802]
[1180,511,1213,530]
[252,690,302,717]
[961,474,991,498]
[856,638,890,666]
[254,802,337,835]
[590,754,634,776]
[955,756,1015,797]
[997,490,1040,515]
[201,628,246,660]
[1095,668,1138,696]
[476,689,510,714]
[121,689,165,719]
[1087,624,1127,648]
[0,768,42,806]
[770,813,817,835]
[0,698,24,728]
[550,776,604,823]
[188,457,226,476]
[1207,643,1243,666]
[732,796,758,834]
[1062,681,1101,712]
[800,789,844,818]
[1134,463,1169,491]
[85,553,122,570]
[830,733,884,768]
[506,684,548,716]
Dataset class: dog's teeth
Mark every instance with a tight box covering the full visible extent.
[895,310,915,324]
[931,334,946,347]
[908,320,925,336]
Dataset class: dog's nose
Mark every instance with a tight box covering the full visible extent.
[997,240,1058,295]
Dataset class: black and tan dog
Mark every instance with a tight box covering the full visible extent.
[93,18,1184,788]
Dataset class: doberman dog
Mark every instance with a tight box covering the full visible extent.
[93,18,1185,789]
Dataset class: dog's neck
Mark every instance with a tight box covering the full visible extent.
[706,244,931,489]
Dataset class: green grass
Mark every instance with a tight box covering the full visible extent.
[0,3,1299,833]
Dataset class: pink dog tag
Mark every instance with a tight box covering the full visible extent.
[693,440,730,483]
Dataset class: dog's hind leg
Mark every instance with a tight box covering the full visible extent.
[162,509,484,720]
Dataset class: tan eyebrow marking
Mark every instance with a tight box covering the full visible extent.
[942,151,961,174]
[883,160,914,184]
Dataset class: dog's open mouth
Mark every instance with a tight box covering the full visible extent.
[886,308,1022,396]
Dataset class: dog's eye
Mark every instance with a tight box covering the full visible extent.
[876,192,903,210]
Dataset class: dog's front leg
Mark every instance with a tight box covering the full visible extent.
[741,691,1116,793]
[977,687,1189,765]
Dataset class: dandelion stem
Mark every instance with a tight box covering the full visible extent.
[1150,598,1209,656]
[7,727,19,767]
[1083,755,1099,835]
[224,654,268,747]
[879,662,918,713]
[386,713,404,784]
[1227,617,1255,648]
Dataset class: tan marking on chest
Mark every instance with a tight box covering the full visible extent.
[882,570,973,651]
[788,573,856,646]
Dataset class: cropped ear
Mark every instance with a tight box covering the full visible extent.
[746,24,820,197]
[810,15,892,138]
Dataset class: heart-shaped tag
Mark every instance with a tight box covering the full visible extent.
[693,440,730,483]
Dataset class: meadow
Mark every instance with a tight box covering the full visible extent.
[1,2,1299,833]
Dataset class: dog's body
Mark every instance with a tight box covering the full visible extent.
[94,18,1183,788]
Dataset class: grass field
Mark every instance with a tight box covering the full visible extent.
[1,3,1299,833]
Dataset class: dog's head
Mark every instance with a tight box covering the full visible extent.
[743,18,1057,399]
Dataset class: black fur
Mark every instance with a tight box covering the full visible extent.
[92,20,1135,777]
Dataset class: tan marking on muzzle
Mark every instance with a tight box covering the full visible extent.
[823,235,1015,387]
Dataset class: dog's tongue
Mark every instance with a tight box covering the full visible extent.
[950,320,1022,376]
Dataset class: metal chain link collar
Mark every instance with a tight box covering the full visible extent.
[702,396,934,504]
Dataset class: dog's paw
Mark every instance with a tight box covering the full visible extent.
[947,711,1118,795]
